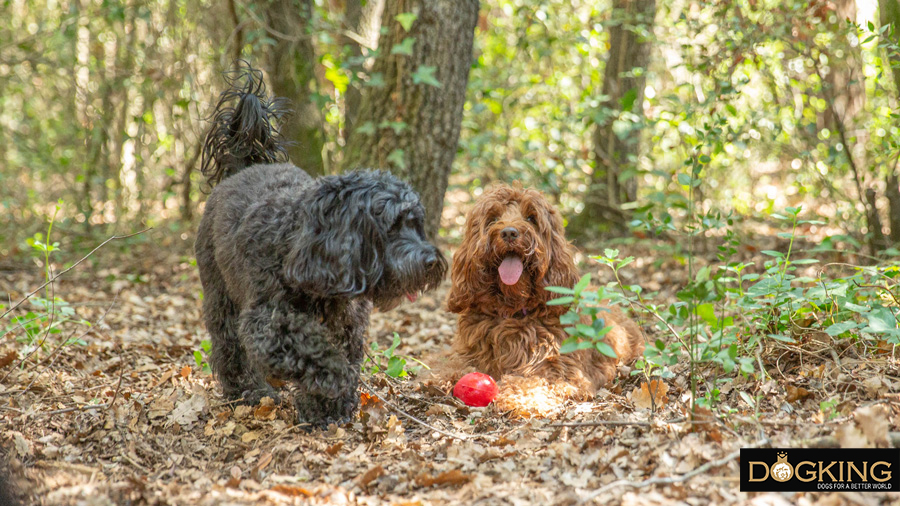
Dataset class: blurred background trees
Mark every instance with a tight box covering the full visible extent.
[3,0,900,258]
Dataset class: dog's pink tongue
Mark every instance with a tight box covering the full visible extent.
[498,255,524,286]
[406,292,418,303]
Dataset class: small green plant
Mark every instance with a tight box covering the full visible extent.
[546,273,620,358]
[5,202,90,351]
[193,339,212,374]
[819,397,841,421]
[363,333,426,379]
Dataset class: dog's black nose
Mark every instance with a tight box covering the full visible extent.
[501,227,519,242]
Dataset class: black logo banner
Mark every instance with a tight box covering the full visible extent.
[741,448,899,492]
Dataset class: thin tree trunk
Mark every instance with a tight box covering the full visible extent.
[343,0,479,240]
[823,0,864,133]
[879,0,900,242]
[265,0,325,176]
[573,0,656,237]
[227,0,244,63]
[182,146,200,222]
[342,0,383,143]
[343,0,363,144]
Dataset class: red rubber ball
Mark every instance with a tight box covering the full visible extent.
[453,372,498,407]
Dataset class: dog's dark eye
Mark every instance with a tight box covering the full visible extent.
[526,215,537,224]
[393,211,418,233]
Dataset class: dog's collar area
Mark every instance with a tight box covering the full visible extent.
[498,307,529,319]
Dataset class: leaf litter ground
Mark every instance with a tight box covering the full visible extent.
[1,236,899,505]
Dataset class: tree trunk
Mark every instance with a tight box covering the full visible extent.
[880,0,900,242]
[342,0,384,143]
[342,0,479,240]
[823,0,864,133]
[227,0,244,64]
[572,0,656,237]
[264,0,326,176]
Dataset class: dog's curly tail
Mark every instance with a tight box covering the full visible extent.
[200,60,290,187]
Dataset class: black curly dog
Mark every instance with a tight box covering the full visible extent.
[195,63,446,428]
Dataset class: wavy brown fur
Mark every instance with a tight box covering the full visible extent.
[446,183,644,417]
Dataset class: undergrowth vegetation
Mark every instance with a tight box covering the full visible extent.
[558,204,900,413]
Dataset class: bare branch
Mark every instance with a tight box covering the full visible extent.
[1,228,150,320]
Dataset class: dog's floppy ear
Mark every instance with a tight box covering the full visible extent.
[447,206,492,313]
[284,179,384,298]
[536,202,579,314]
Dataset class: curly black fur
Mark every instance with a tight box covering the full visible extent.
[195,62,447,428]
[200,61,290,186]
[0,458,17,506]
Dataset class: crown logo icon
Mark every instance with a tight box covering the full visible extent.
[771,452,793,482]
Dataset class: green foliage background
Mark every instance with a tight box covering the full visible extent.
[3,0,900,253]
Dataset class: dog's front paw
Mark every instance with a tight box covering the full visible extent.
[294,389,358,429]
[310,364,357,399]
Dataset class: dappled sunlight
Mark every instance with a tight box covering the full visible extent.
[3,0,900,504]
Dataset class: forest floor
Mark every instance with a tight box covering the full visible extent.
[1,228,899,505]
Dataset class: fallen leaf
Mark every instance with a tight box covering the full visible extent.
[862,377,886,397]
[11,432,32,458]
[356,465,384,488]
[168,391,208,426]
[234,405,253,419]
[689,406,722,443]
[251,452,273,480]
[254,397,276,420]
[853,405,890,447]
[835,423,868,448]
[478,448,516,463]
[151,368,176,390]
[360,392,382,409]
[325,442,344,456]
[180,365,191,379]
[147,394,176,420]
[0,351,17,369]
[241,431,261,443]
[632,380,669,410]
[416,469,472,488]
[270,485,313,497]
[490,436,515,447]
[424,404,446,417]
[226,465,241,488]
[785,385,811,403]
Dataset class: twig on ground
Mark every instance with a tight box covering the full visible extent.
[43,403,111,416]
[579,438,770,504]
[549,416,704,429]
[13,292,120,393]
[549,421,652,428]
[360,380,470,441]
[1,228,150,320]
[104,362,126,413]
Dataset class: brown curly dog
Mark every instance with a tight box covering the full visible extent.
[446,184,644,416]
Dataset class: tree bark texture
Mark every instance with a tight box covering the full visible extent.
[575,0,656,236]
[342,0,384,142]
[265,0,326,176]
[822,0,864,133]
[342,0,479,240]
[879,0,900,242]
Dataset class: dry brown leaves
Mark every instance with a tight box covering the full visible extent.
[1,244,898,505]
